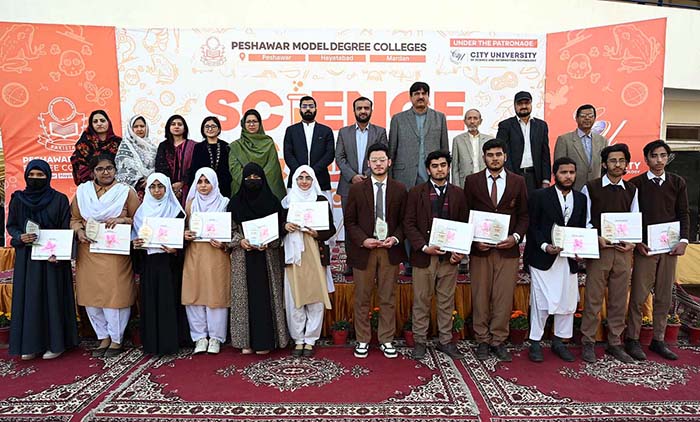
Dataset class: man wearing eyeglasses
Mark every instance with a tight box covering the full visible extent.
[580,144,639,363]
[625,140,689,362]
[283,96,335,193]
[553,104,608,191]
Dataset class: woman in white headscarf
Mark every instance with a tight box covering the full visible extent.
[115,115,158,196]
[132,173,186,355]
[71,154,140,358]
[281,165,336,357]
[182,167,231,355]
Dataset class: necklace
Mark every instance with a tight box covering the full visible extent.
[207,141,221,169]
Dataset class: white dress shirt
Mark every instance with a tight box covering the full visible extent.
[581,174,640,229]
[541,186,574,252]
[470,132,481,171]
[486,168,507,205]
[302,121,316,164]
[518,118,533,169]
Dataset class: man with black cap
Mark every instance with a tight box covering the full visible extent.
[496,91,551,192]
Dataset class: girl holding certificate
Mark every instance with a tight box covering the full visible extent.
[182,167,231,355]
[7,160,78,360]
[229,163,289,355]
[71,154,140,358]
[281,166,335,357]
[132,173,186,355]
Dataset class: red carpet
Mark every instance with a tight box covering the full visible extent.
[1,342,699,421]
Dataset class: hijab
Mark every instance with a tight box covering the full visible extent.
[115,115,157,186]
[229,109,286,200]
[282,165,325,265]
[186,167,229,213]
[75,179,130,221]
[13,159,57,210]
[229,162,281,223]
[132,172,184,240]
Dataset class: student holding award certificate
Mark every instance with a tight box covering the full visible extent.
[7,160,78,361]
[345,143,407,360]
[524,157,587,363]
[403,150,467,361]
[71,154,140,358]
[580,144,639,364]
[182,168,231,355]
[625,140,690,362]
[464,139,528,362]
[281,166,336,357]
[132,173,186,355]
[229,163,289,355]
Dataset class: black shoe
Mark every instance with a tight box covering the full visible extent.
[103,347,124,358]
[412,343,427,360]
[551,339,575,362]
[528,341,544,362]
[436,342,465,360]
[475,342,490,360]
[292,345,304,357]
[491,344,512,362]
[302,345,315,358]
[624,339,647,361]
[606,345,634,363]
[91,347,108,358]
[649,340,678,360]
[581,343,596,363]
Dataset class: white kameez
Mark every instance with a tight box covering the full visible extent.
[185,305,228,343]
[86,306,131,344]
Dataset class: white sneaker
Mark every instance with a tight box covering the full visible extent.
[207,338,221,354]
[380,342,398,359]
[42,350,62,360]
[193,338,208,354]
[354,342,369,359]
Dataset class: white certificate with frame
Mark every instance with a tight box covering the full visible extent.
[601,212,642,243]
[141,217,185,249]
[468,210,510,245]
[191,212,232,242]
[31,229,73,261]
[551,224,599,259]
[287,201,329,231]
[428,218,474,255]
[242,213,279,247]
[647,221,680,255]
[89,224,132,255]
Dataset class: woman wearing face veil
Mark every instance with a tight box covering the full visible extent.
[71,154,140,358]
[132,173,186,355]
[7,160,78,360]
[229,163,289,354]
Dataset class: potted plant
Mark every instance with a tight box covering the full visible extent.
[451,311,465,343]
[0,312,10,348]
[369,307,380,344]
[128,317,141,347]
[509,310,529,345]
[331,319,351,345]
[639,316,654,346]
[572,310,583,344]
[686,318,700,345]
[403,316,415,347]
[665,314,681,345]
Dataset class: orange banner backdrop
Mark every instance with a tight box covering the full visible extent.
[0,23,121,213]
[544,18,666,178]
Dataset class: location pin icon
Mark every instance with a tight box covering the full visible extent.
[239,53,246,61]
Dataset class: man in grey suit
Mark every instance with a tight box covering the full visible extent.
[451,108,493,186]
[389,81,449,190]
[336,96,388,275]
[553,104,608,191]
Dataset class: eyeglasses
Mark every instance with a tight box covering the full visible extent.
[95,166,115,173]
[300,104,316,110]
[606,159,627,166]
[245,120,259,125]
[204,125,219,130]
[369,158,388,163]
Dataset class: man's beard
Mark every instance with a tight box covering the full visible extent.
[301,110,316,122]
[355,113,371,124]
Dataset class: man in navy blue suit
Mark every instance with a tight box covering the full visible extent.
[283,96,335,191]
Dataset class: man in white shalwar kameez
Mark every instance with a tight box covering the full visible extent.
[524,157,588,362]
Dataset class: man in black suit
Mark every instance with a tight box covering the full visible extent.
[283,96,335,191]
[496,91,551,192]
[524,157,587,363]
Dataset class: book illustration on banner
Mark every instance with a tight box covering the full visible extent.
[287,201,329,231]
[141,217,185,249]
[428,218,474,255]
[89,224,131,255]
[601,212,642,244]
[242,213,279,247]
[190,212,232,242]
[468,210,510,245]
[30,229,74,261]
[551,224,600,259]
[647,221,681,255]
